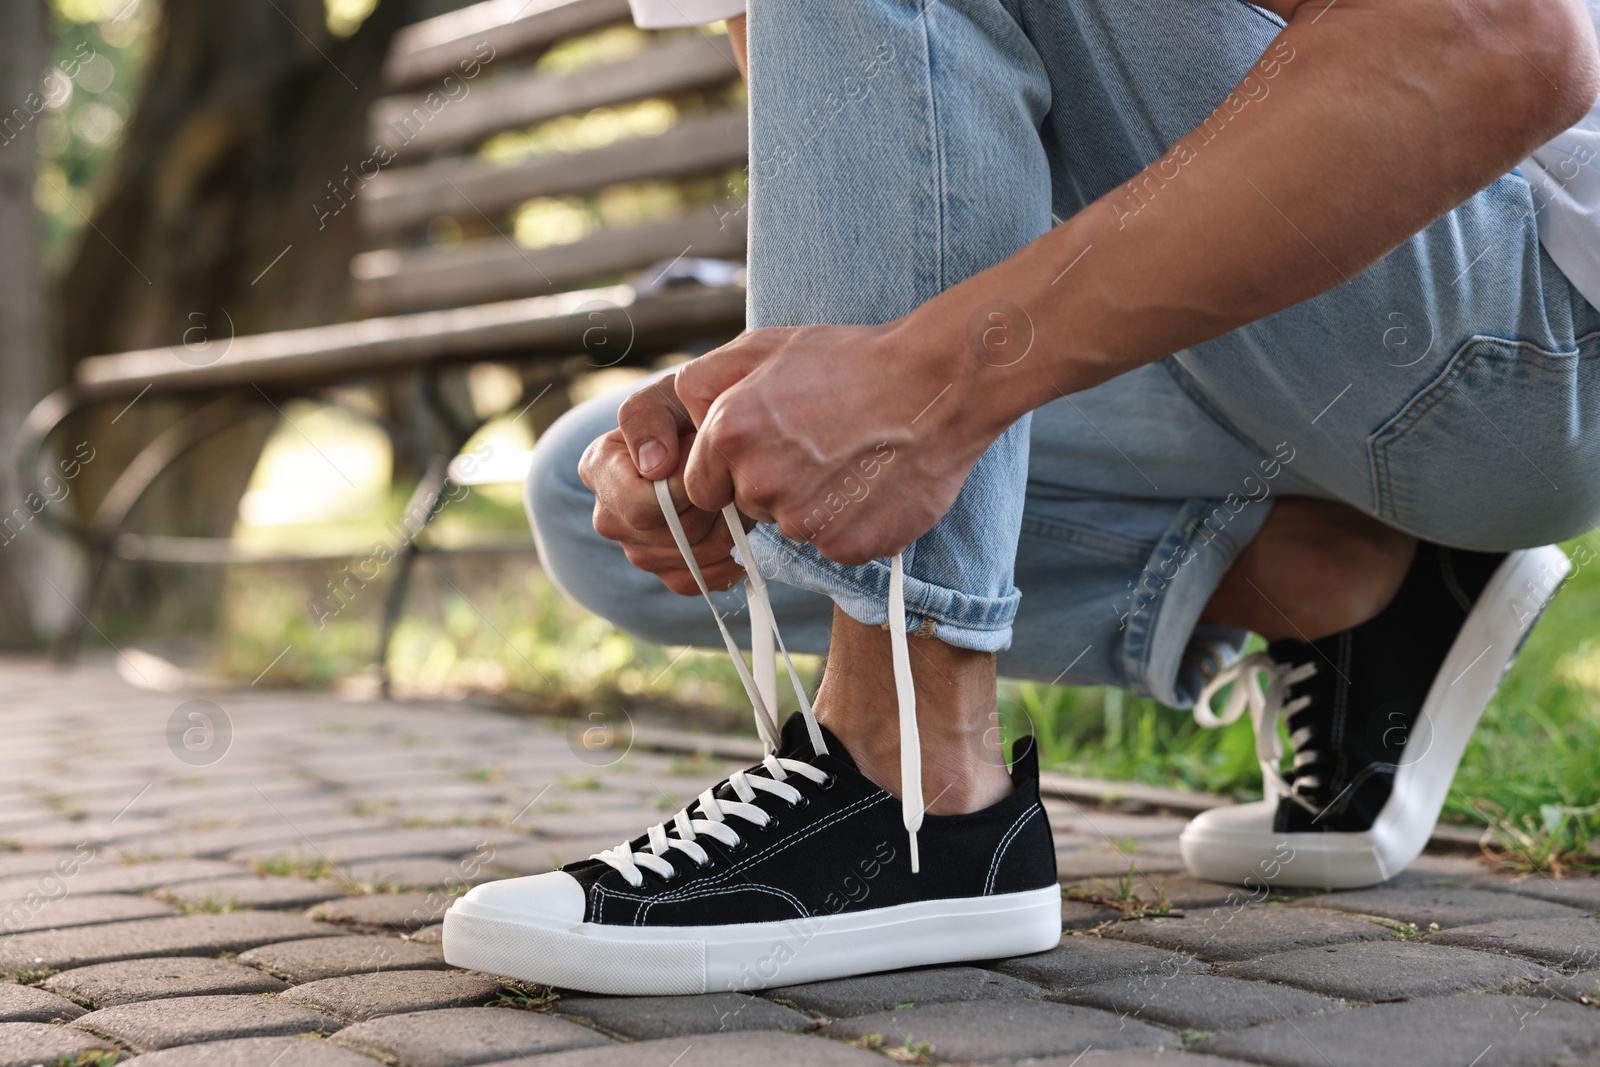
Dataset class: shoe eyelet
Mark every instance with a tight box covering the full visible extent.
[661,868,679,882]
[760,816,780,833]
[819,774,837,791]
[696,858,715,871]
[790,795,810,811]
[728,837,747,853]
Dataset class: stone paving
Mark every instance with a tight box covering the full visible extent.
[2,658,1599,1067]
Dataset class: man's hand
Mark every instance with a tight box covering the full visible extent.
[579,374,746,594]
[676,322,990,566]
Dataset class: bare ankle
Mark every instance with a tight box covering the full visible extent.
[812,607,1013,815]
[1204,498,1417,642]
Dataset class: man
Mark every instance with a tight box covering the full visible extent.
[443,0,1600,995]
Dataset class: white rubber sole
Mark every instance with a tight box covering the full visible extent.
[442,885,1063,995]
[1180,545,1570,889]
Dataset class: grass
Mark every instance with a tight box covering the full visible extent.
[1063,861,1175,921]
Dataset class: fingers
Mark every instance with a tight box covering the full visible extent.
[617,375,694,480]
[675,334,771,427]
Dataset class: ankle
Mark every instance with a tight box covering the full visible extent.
[812,608,1013,815]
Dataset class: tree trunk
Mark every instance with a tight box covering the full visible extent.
[56,0,417,637]
[0,0,56,646]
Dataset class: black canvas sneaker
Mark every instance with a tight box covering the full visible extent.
[1180,542,1570,888]
[443,484,1061,995]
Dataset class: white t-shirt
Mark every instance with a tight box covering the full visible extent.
[628,0,741,29]
[631,0,1600,311]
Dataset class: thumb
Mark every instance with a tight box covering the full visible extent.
[617,376,694,479]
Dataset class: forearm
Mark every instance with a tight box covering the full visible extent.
[910,0,1599,440]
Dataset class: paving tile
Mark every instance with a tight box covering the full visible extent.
[339,857,499,890]
[1059,973,1343,1031]
[1533,968,1600,1004]
[990,936,1205,991]
[1294,886,1582,929]
[44,957,287,1006]
[0,1020,120,1067]
[1102,907,1394,962]
[0,858,246,901]
[1226,940,1552,1000]
[0,891,175,932]
[1197,993,1600,1067]
[0,911,348,976]
[0,982,85,1022]
[1057,850,1186,879]
[475,1029,907,1066]
[820,999,1170,1060]
[1062,898,1123,929]
[1475,873,1600,912]
[557,992,810,1037]
[73,993,339,1050]
[331,1006,613,1067]
[158,875,348,911]
[2,816,171,849]
[1037,1052,1259,1066]
[239,934,448,982]
[484,837,624,877]
[769,965,1043,1017]
[229,828,499,865]
[1048,811,1192,840]
[115,1034,381,1066]
[308,890,456,933]
[120,816,384,860]
[1427,917,1600,970]
[0,851,93,879]
[281,969,504,1021]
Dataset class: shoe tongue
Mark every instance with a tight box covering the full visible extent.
[772,712,856,770]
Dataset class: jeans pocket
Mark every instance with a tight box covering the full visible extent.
[1367,331,1600,549]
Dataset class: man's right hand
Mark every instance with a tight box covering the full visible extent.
[578,373,746,595]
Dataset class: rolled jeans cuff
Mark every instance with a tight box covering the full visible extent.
[744,527,1022,653]
[1121,497,1274,708]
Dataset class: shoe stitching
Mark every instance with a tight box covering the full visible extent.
[983,803,1042,896]
[646,790,892,904]
[592,883,607,924]
[632,882,811,926]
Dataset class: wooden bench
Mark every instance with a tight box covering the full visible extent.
[18,0,748,675]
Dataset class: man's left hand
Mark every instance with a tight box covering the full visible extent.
[675,321,988,566]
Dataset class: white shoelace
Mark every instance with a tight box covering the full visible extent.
[590,482,925,887]
[1193,651,1322,813]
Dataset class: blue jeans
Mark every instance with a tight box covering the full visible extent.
[529,0,1600,708]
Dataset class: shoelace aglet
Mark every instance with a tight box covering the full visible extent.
[908,829,920,874]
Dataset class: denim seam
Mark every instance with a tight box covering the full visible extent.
[1018,514,1155,565]
[1368,329,1600,521]
[917,0,947,294]
[1159,356,1281,462]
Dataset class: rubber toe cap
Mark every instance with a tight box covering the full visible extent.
[456,871,587,923]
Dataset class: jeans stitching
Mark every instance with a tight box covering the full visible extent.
[1368,329,1600,524]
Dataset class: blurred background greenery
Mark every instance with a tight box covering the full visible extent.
[8,0,1599,874]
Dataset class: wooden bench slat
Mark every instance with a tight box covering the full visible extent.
[361,108,747,237]
[384,0,635,90]
[372,34,738,159]
[74,286,746,396]
[352,207,746,314]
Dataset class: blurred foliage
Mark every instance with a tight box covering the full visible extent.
[35,0,384,266]
[37,0,159,266]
